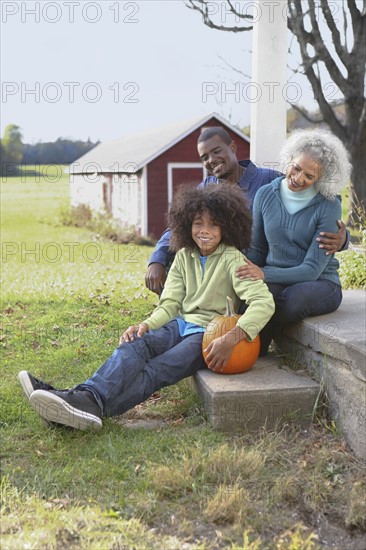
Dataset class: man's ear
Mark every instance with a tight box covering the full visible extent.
[230,140,237,153]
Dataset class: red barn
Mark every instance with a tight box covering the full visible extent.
[68,113,250,238]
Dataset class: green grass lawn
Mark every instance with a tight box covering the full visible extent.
[1,168,365,549]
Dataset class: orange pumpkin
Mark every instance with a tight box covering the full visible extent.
[202,297,260,374]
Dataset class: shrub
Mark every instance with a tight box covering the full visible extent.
[338,217,366,290]
[338,246,366,289]
[59,203,155,246]
[59,203,93,227]
[338,199,366,290]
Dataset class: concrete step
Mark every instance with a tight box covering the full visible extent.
[192,290,366,461]
[276,289,366,461]
[192,355,320,432]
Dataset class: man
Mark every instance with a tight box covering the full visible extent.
[145,126,347,295]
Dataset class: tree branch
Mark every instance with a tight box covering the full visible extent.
[305,68,347,140]
[288,0,347,140]
[347,0,362,24]
[216,54,251,80]
[289,103,324,123]
[290,103,325,124]
[227,0,253,20]
[320,0,350,66]
[184,0,253,32]
[305,0,350,93]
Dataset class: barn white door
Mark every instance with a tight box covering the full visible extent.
[167,163,204,206]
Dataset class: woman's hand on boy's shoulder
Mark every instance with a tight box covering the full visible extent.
[120,323,149,344]
[236,260,264,281]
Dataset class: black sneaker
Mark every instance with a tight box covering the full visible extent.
[29,389,103,430]
[18,371,57,427]
[18,371,56,399]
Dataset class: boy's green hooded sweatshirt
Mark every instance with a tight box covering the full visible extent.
[143,243,275,342]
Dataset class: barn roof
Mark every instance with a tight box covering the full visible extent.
[67,113,250,174]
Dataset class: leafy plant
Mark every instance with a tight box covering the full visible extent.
[59,203,155,246]
[338,248,366,289]
[338,200,366,289]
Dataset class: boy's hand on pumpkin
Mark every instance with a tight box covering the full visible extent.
[236,261,264,281]
[120,323,149,344]
[203,334,236,373]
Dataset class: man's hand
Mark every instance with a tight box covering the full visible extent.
[120,323,148,344]
[235,260,264,281]
[316,220,347,255]
[145,263,167,295]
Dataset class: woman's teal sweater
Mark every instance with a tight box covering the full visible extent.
[246,177,342,286]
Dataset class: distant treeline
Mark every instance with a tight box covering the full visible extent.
[22,138,100,164]
[1,123,100,175]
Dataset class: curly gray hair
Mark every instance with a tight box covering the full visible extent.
[279,129,352,200]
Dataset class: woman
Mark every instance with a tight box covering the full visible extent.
[236,128,352,355]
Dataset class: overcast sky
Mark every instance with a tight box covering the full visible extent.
[1,0,340,144]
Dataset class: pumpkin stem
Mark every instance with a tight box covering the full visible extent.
[225,296,235,317]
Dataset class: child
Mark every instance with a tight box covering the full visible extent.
[19,184,275,430]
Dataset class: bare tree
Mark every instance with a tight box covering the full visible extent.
[186,0,366,219]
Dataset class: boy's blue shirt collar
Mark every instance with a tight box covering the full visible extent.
[190,242,226,259]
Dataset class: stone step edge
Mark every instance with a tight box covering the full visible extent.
[191,358,321,431]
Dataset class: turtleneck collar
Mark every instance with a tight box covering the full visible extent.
[280,177,318,214]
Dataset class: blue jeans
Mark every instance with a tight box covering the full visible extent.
[76,320,206,417]
[258,280,342,355]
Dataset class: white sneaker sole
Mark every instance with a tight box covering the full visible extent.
[18,371,52,428]
[29,390,102,431]
[18,371,35,399]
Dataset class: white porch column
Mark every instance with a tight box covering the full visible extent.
[250,1,288,168]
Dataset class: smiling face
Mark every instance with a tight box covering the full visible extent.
[192,210,222,256]
[197,135,238,181]
[286,153,323,192]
